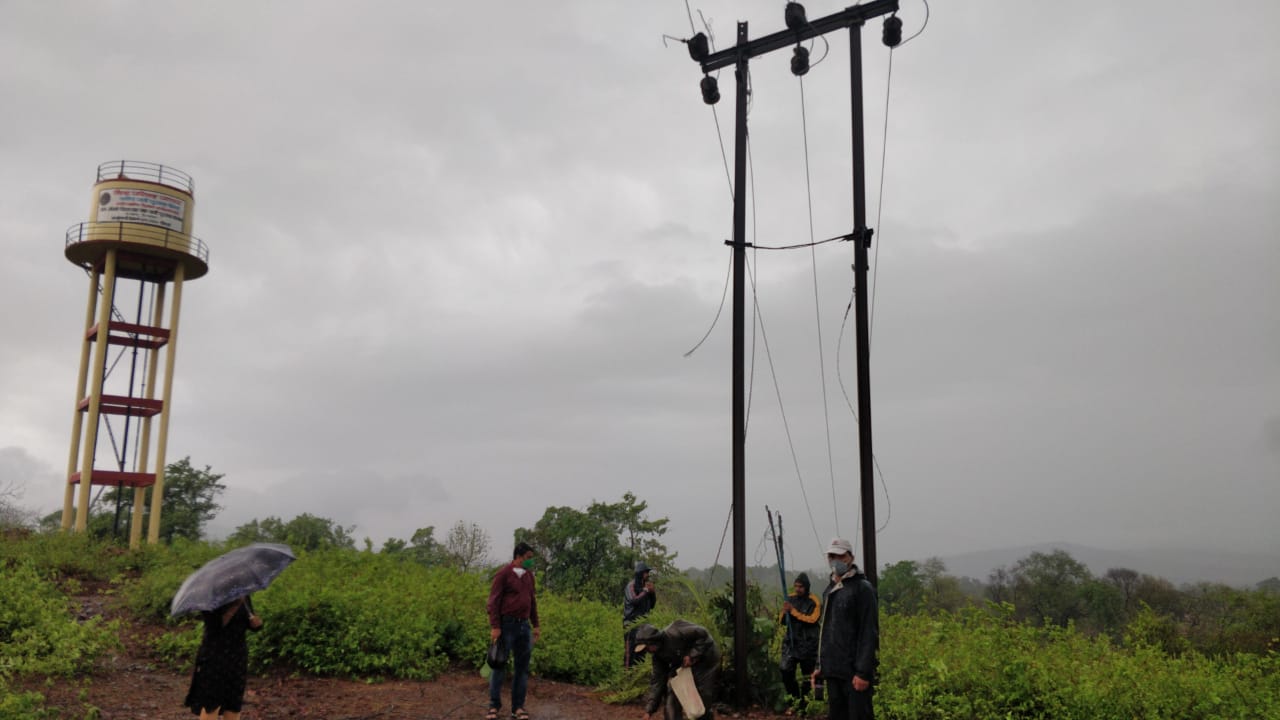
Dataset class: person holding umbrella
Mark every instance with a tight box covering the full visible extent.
[185,594,262,719]
[170,543,296,719]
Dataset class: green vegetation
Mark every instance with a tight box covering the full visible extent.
[878,606,1279,720]
[2,487,1278,718]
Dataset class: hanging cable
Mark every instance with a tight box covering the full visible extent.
[797,75,841,541]
[683,252,733,358]
[744,255,825,554]
[836,289,892,534]
[708,503,733,588]
[870,47,894,341]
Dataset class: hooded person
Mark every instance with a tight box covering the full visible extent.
[779,571,821,705]
[623,561,658,667]
[633,620,719,720]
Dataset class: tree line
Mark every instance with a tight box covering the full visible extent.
[7,459,1276,658]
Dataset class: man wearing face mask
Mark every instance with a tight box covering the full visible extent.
[812,538,879,720]
[486,541,541,720]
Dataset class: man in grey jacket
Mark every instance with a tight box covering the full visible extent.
[624,561,658,667]
[813,538,879,720]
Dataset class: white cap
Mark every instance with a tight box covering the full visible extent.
[825,538,854,556]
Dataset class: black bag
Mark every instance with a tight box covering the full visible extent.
[487,637,509,669]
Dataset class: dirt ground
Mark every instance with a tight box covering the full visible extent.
[22,591,789,720]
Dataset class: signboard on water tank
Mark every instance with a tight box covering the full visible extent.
[97,187,187,232]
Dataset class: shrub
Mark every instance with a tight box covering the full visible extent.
[0,563,120,676]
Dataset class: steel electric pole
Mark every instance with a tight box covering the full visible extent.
[682,0,900,706]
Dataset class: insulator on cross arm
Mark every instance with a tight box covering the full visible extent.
[883,16,903,47]
[700,75,721,105]
[790,46,810,77]
[785,2,808,31]
[688,32,710,62]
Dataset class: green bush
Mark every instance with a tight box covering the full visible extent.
[0,563,119,677]
[533,592,625,685]
[245,549,486,680]
[0,532,126,585]
[0,681,51,720]
[877,604,1280,719]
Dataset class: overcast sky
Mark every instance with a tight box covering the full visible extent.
[2,1,1276,572]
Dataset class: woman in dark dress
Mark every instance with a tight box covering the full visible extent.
[185,595,262,719]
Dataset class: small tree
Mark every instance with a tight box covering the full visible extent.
[86,456,225,542]
[879,560,925,614]
[0,476,35,530]
[1010,550,1092,626]
[443,520,491,572]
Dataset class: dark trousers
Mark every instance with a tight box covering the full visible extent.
[489,618,532,711]
[780,655,816,699]
[624,626,651,668]
[825,677,873,720]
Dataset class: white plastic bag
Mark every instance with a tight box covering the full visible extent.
[669,666,706,719]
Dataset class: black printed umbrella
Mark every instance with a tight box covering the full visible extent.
[170,543,296,617]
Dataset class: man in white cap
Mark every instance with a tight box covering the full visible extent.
[812,538,879,720]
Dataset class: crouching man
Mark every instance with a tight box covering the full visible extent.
[633,620,719,720]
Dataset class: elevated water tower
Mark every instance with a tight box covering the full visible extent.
[62,161,209,547]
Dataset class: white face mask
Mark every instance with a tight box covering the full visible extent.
[829,559,850,576]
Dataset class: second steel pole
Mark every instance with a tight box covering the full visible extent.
[730,20,750,708]
[849,24,878,586]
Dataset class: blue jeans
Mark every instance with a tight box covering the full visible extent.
[489,618,533,711]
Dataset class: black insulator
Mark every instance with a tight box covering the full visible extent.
[883,16,903,47]
[688,32,710,62]
[785,2,807,31]
[790,45,811,77]
[700,75,721,105]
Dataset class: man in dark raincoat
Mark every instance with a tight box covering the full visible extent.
[633,620,719,720]
[779,572,821,704]
[624,561,658,667]
[813,538,879,720]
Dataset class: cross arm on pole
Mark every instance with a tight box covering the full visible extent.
[697,0,899,73]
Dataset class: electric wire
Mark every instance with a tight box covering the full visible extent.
[835,290,892,535]
[870,48,893,340]
[682,252,733,358]
[744,255,824,555]
[798,75,841,540]
[708,504,733,588]
[897,0,930,48]
[749,234,851,250]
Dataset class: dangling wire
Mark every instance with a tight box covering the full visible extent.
[744,255,825,554]
[708,503,733,588]
[798,75,841,539]
[683,252,733,358]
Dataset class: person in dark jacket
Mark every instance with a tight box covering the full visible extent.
[813,538,879,720]
[184,595,262,719]
[779,572,821,705]
[486,541,541,720]
[624,561,658,667]
[633,620,720,720]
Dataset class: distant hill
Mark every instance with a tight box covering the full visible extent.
[932,542,1278,589]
